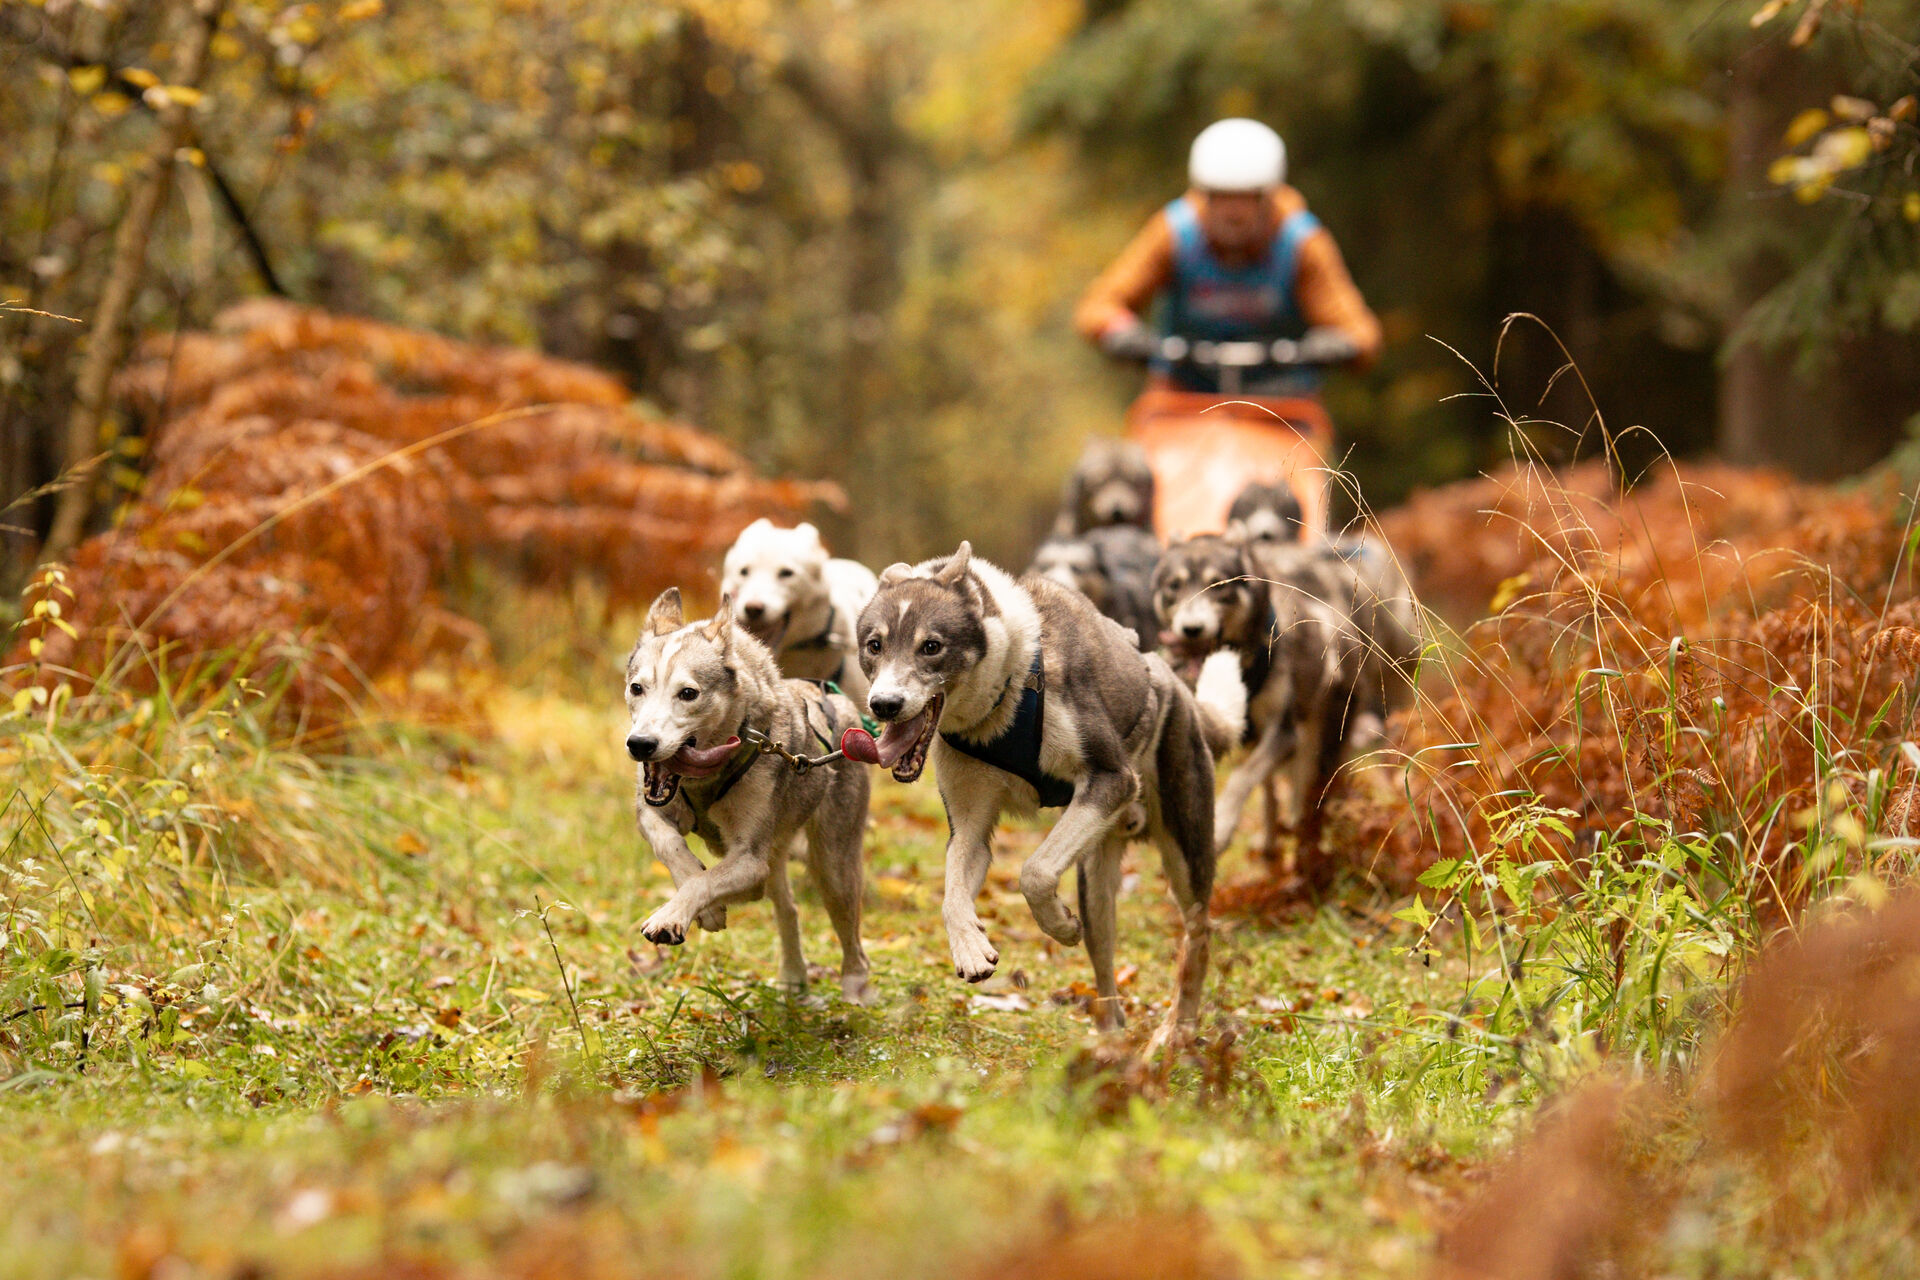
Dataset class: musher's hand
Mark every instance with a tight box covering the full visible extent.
[1099,317,1157,361]
[1295,326,1361,366]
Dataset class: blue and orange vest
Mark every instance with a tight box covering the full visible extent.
[1155,196,1323,395]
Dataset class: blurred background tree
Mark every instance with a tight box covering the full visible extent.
[3,0,1918,580]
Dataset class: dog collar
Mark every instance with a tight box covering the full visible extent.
[941,652,1076,809]
[787,604,839,652]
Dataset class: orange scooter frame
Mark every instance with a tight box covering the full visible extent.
[1125,386,1334,541]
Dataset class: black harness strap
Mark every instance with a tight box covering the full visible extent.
[787,606,847,686]
[679,729,764,826]
[1240,586,1277,746]
[941,652,1077,809]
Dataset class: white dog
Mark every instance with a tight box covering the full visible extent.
[722,519,878,703]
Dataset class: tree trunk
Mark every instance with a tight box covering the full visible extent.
[41,0,224,562]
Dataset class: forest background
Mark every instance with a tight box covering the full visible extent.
[6,0,1920,575]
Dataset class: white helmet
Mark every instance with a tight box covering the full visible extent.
[1188,118,1286,192]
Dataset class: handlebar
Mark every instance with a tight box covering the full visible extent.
[1151,334,1329,369]
[1103,327,1355,394]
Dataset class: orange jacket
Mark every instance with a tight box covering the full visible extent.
[1074,187,1382,368]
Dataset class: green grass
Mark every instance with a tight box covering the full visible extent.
[0,676,1512,1279]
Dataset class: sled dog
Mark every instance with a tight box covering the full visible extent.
[1152,530,1419,853]
[855,543,1245,1042]
[722,519,878,702]
[1053,439,1156,536]
[1027,523,1163,652]
[1226,479,1305,545]
[625,588,874,1002]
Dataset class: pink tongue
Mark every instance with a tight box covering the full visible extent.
[840,727,881,765]
[669,737,741,772]
[872,711,929,768]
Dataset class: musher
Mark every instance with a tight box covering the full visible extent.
[1075,118,1381,537]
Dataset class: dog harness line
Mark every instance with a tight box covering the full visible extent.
[940,651,1077,809]
[787,605,848,686]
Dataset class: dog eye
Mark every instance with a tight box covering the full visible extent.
[737,566,749,576]
[629,682,644,697]
[920,638,943,656]
[777,567,794,579]
[677,687,699,702]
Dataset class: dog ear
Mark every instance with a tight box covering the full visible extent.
[1222,520,1251,548]
[878,562,915,588]
[795,521,823,549]
[935,541,972,587]
[646,587,684,636]
[701,608,734,658]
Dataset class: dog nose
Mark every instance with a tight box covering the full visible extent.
[1181,622,1206,639]
[868,692,904,721]
[626,734,657,761]
[740,601,765,621]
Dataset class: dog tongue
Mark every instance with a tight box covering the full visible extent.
[839,726,881,765]
[872,710,930,768]
[667,737,741,774]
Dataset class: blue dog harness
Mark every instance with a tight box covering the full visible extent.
[941,653,1077,809]
[1157,195,1323,395]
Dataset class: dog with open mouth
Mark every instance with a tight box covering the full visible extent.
[625,587,875,1003]
[722,518,879,703]
[1151,528,1420,858]
[854,542,1246,1045]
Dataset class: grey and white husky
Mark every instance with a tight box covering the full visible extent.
[1153,530,1420,854]
[1026,523,1163,651]
[625,588,875,1003]
[852,543,1245,1043]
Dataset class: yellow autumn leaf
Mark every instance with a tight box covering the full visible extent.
[1813,126,1873,172]
[339,0,385,19]
[1783,108,1829,148]
[120,67,160,90]
[1750,0,1794,27]
[1904,193,1920,224]
[1489,573,1532,614]
[147,85,205,109]
[505,986,551,1003]
[1830,94,1876,122]
[67,65,107,95]
[1893,96,1918,123]
[91,92,133,117]
[1794,172,1835,203]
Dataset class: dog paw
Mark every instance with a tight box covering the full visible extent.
[697,905,728,933]
[640,910,687,946]
[947,919,999,983]
[840,972,876,1006]
[1142,1015,1196,1062]
[1034,904,1082,948]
